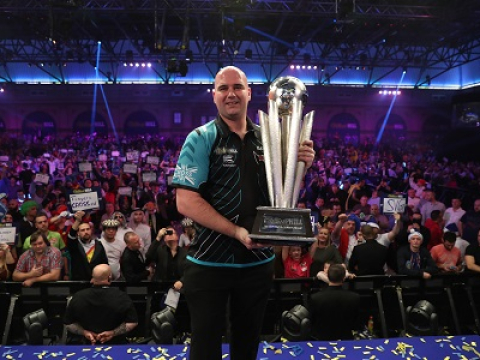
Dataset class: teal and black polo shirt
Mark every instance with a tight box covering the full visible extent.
[172,116,274,267]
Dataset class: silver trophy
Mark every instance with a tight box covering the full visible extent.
[250,76,315,246]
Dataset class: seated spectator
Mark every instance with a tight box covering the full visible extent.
[444,223,470,266]
[430,231,462,273]
[465,229,480,274]
[12,231,62,287]
[397,229,438,279]
[348,224,388,276]
[282,245,313,278]
[64,264,138,344]
[309,223,342,278]
[146,226,186,289]
[316,260,355,284]
[308,264,360,340]
[120,231,152,284]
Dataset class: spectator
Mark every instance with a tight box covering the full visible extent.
[178,217,195,248]
[309,223,342,278]
[64,264,138,344]
[465,229,480,274]
[67,211,109,281]
[424,210,443,250]
[406,188,421,212]
[146,226,186,288]
[443,198,465,228]
[397,229,438,279]
[120,231,152,284]
[12,231,62,287]
[459,199,480,245]
[282,245,313,278]
[23,212,65,251]
[17,200,38,254]
[331,213,362,263]
[99,219,125,280]
[420,189,445,225]
[128,208,151,256]
[348,224,388,276]
[430,231,462,273]
[308,264,360,340]
[0,243,15,281]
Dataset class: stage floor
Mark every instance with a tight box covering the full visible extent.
[1,335,479,359]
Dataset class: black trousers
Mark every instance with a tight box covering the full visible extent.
[183,260,274,360]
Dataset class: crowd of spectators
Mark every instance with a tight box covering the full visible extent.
[1,132,480,286]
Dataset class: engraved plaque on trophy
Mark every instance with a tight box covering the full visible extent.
[250,76,316,246]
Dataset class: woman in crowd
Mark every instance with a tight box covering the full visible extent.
[309,218,343,278]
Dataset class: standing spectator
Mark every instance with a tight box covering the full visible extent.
[406,188,421,212]
[443,198,465,228]
[348,224,388,276]
[331,213,362,263]
[397,230,438,279]
[309,224,342,278]
[99,219,125,281]
[420,190,445,225]
[12,231,62,287]
[459,199,480,244]
[424,210,443,250]
[0,243,15,281]
[17,200,38,255]
[128,208,152,256]
[67,211,109,281]
[282,245,313,278]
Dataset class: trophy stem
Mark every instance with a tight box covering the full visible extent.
[259,110,274,207]
[268,99,282,207]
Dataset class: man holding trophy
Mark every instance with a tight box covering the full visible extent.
[173,66,315,360]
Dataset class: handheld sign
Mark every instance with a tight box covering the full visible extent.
[34,173,50,185]
[78,162,92,172]
[118,186,133,197]
[126,151,139,162]
[381,194,406,215]
[69,189,100,212]
[142,172,157,182]
[146,156,160,165]
[0,223,16,245]
[123,163,138,174]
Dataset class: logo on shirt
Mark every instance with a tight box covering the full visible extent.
[223,154,236,167]
[214,146,238,155]
[173,164,198,186]
[253,151,264,164]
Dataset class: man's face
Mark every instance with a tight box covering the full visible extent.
[371,205,379,215]
[288,246,302,261]
[104,227,117,241]
[127,234,141,251]
[424,191,433,202]
[78,224,92,242]
[344,220,356,235]
[409,235,423,251]
[332,205,341,214]
[132,211,144,223]
[105,203,114,214]
[213,67,251,122]
[27,206,37,218]
[474,200,480,212]
[360,196,368,206]
[407,189,415,198]
[31,236,47,254]
[35,215,49,232]
[444,241,455,251]
[451,199,461,209]
[8,199,18,211]
[114,213,125,226]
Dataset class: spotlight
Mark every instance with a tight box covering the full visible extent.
[151,308,176,344]
[135,63,140,67]
[147,63,152,67]
[290,65,294,70]
[406,300,438,336]
[402,66,407,73]
[281,305,311,341]
[23,309,48,345]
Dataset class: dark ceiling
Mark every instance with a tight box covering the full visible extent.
[0,0,479,80]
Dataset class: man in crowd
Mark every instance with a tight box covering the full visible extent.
[420,189,445,225]
[308,264,360,340]
[67,211,108,281]
[13,231,62,287]
[331,213,361,263]
[443,198,465,228]
[459,199,480,244]
[430,231,462,273]
[99,219,125,280]
[64,264,138,344]
[23,212,65,251]
[121,231,152,284]
[465,229,480,274]
[172,66,314,360]
[348,224,388,276]
[128,207,151,256]
[17,200,38,255]
[397,230,438,279]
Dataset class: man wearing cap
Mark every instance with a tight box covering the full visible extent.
[397,230,438,279]
[67,211,108,281]
[348,224,388,276]
[99,219,126,280]
[110,211,133,249]
[128,208,151,256]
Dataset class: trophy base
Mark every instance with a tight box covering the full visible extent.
[250,206,315,247]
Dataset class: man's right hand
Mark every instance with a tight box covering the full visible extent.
[84,330,97,344]
[30,266,43,277]
[338,213,348,223]
[74,211,85,222]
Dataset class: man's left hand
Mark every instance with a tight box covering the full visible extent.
[298,139,315,169]
[96,330,114,343]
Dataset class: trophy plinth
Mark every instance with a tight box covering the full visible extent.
[250,207,315,246]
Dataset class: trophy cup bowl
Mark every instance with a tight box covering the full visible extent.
[250,77,316,246]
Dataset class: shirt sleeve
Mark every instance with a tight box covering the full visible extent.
[171,125,215,190]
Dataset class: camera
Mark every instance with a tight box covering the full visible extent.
[166,230,173,235]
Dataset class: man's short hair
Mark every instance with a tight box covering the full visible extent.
[430,210,441,221]
[443,232,456,243]
[360,225,375,240]
[124,231,136,244]
[327,264,346,283]
[30,231,50,246]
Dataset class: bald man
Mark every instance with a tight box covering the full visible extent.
[64,264,138,344]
